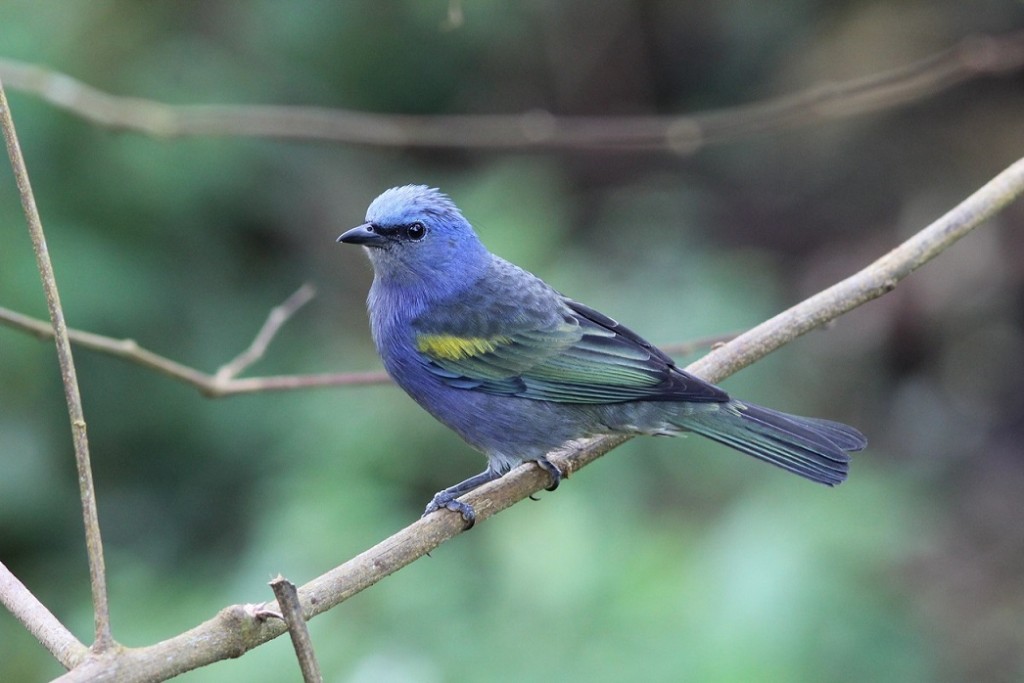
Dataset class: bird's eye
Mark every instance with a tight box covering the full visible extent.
[407,222,427,241]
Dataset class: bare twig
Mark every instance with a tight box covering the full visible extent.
[0,301,391,396]
[0,308,732,397]
[688,159,1024,382]
[0,561,88,670]
[660,331,739,357]
[52,156,1024,682]
[214,283,316,382]
[1,32,1021,151]
[268,576,322,683]
[0,82,113,650]
[0,304,218,387]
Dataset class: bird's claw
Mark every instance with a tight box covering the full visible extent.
[535,456,562,492]
[423,458,562,523]
[423,491,476,529]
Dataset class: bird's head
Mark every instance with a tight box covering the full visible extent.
[338,185,489,289]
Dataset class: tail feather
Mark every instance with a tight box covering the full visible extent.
[676,401,866,486]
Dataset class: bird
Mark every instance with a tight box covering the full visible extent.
[338,185,866,528]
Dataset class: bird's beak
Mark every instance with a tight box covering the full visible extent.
[337,223,386,247]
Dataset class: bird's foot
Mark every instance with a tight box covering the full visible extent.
[535,456,563,492]
[423,491,476,529]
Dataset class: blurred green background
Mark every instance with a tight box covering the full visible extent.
[2,2,1024,682]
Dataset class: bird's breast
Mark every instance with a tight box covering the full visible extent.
[366,280,434,381]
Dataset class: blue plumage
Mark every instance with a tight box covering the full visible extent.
[338,185,866,526]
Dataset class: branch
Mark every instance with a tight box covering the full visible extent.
[0,304,735,397]
[0,562,87,669]
[0,32,1021,151]
[0,82,113,650]
[268,577,322,683]
[213,284,316,382]
[52,156,1024,682]
[0,292,389,396]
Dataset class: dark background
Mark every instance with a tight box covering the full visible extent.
[2,2,1023,681]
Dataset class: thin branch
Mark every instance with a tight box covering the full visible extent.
[0,82,113,650]
[214,283,316,382]
[213,370,390,393]
[660,331,738,357]
[52,156,1024,682]
[268,576,323,683]
[0,308,733,397]
[0,300,390,396]
[0,32,1021,151]
[0,561,88,669]
[687,162,1024,382]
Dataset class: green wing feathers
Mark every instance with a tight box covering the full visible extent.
[414,296,728,404]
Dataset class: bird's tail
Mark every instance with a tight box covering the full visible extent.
[674,401,866,486]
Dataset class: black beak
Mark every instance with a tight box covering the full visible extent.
[337,223,386,247]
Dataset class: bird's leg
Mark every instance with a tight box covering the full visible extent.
[423,469,501,529]
[425,457,564,525]
[534,456,562,491]
[527,456,563,501]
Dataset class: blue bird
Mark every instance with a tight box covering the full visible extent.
[338,186,866,527]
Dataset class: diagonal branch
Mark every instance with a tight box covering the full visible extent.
[0,562,88,669]
[0,32,1021,151]
[52,156,1024,682]
[0,82,113,651]
[214,284,317,382]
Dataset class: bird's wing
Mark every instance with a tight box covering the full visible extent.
[413,284,728,405]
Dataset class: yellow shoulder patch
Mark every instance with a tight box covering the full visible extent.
[416,334,512,360]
